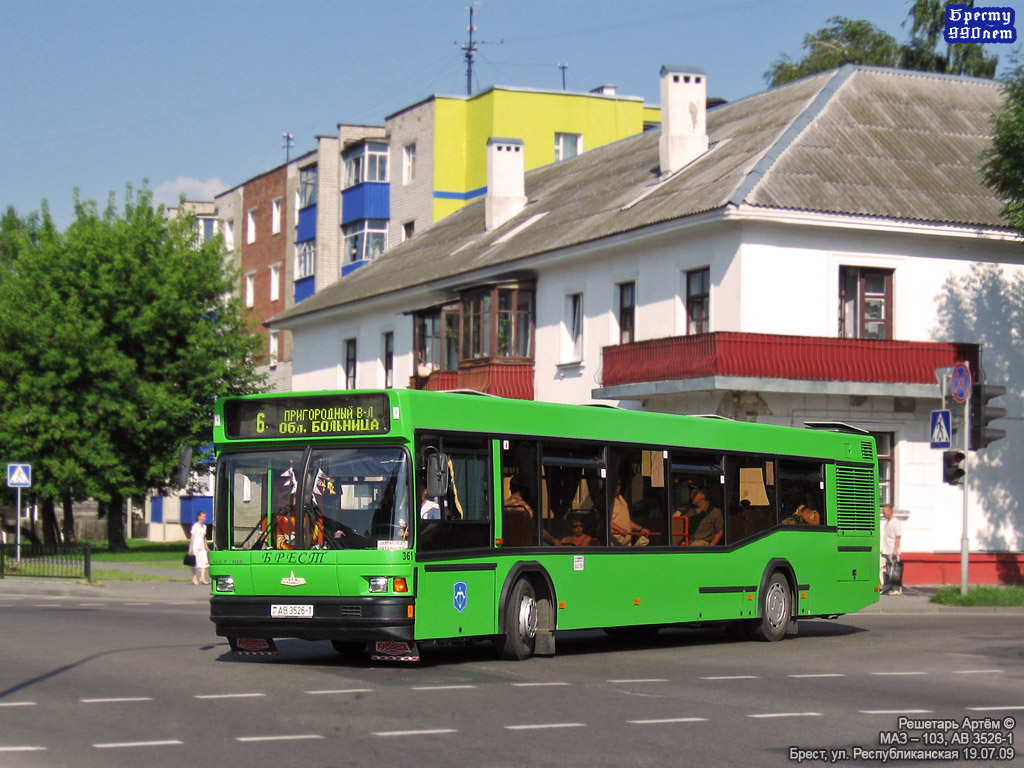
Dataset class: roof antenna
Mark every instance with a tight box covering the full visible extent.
[457,4,502,96]
[557,62,568,90]
[282,132,294,163]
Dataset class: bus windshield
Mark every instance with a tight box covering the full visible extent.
[216,447,411,551]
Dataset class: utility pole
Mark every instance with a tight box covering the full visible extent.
[282,132,294,163]
[557,62,568,90]
[457,5,501,96]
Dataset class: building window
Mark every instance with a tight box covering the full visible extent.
[197,217,217,243]
[563,292,583,362]
[272,198,282,235]
[246,207,256,244]
[344,338,357,389]
[415,312,443,375]
[382,331,394,388]
[295,240,316,279]
[344,142,388,188]
[618,281,635,344]
[244,273,255,308]
[403,221,415,242]
[299,165,318,208]
[268,332,279,368]
[554,132,582,162]
[686,267,710,335]
[342,219,387,265]
[840,267,893,340]
[872,432,894,507]
[223,219,234,250]
[269,264,280,302]
[402,143,416,184]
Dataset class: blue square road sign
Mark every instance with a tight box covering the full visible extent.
[6,463,31,488]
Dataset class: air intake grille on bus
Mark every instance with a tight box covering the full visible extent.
[834,465,877,532]
[860,440,875,462]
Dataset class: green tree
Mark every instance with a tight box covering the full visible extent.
[901,0,998,78]
[983,63,1024,234]
[0,187,264,550]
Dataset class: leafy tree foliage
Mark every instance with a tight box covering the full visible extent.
[0,187,264,549]
[983,63,1024,233]
[766,2,998,87]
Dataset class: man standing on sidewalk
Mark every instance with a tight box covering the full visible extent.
[880,504,902,595]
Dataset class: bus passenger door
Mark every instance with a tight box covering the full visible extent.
[416,565,497,640]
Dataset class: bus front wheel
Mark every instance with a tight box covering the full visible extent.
[495,578,537,660]
[751,572,791,642]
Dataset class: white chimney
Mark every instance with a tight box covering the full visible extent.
[485,138,527,232]
[658,65,709,176]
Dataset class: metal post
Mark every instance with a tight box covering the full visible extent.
[960,385,970,597]
[15,487,21,563]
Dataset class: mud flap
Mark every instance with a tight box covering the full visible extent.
[370,640,420,662]
[230,637,278,656]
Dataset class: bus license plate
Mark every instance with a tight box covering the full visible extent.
[270,604,313,618]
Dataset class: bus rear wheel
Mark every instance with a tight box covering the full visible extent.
[495,578,537,661]
[751,572,791,642]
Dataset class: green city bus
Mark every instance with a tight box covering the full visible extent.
[208,389,879,661]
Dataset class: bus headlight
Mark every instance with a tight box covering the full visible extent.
[368,576,388,593]
[214,576,235,593]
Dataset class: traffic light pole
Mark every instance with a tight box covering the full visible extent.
[960,387,970,597]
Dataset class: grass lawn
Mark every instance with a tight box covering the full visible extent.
[83,539,188,562]
[931,585,1024,606]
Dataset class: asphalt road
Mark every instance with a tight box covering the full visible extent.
[1,580,1022,767]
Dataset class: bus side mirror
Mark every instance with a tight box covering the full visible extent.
[426,451,449,498]
[176,445,193,490]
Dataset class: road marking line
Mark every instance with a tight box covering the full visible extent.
[411,685,477,691]
[628,717,708,724]
[860,709,933,715]
[700,675,759,680]
[195,693,266,699]
[0,746,46,752]
[236,735,323,743]
[93,740,183,749]
[123,602,152,606]
[0,701,37,707]
[306,688,374,695]
[505,723,585,730]
[955,670,1005,675]
[787,673,846,678]
[748,712,821,719]
[608,678,667,684]
[80,697,154,704]
[511,682,570,687]
[77,603,107,607]
[870,671,927,676]
[373,729,458,737]
[966,705,1024,711]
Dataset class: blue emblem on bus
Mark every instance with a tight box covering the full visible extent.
[453,581,468,613]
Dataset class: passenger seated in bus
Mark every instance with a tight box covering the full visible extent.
[610,481,650,546]
[553,517,594,546]
[419,487,440,519]
[503,477,534,518]
[503,477,535,546]
[685,484,723,546]
[782,495,820,525]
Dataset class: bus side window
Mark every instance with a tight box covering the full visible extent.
[500,439,540,547]
[416,434,492,552]
[725,456,776,544]
[778,459,825,526]
[541,442,605,546]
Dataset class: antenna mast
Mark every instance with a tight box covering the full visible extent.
[458,5,501,96]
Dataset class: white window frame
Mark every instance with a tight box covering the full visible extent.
[554,132,582,162]
[246,207,257,244]
[561,291,584,363]
[402,143,416,185]
[295,240,316,280]
[342,219,388,265]
[269,263,280,302]
[271,198,282,235]
[268,331,279,368]
[244,272,255,308]
[224,219,235,250]
[381,331,394,389]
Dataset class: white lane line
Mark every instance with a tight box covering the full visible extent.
[33,604,60,608]
[93,740,183,749]
[628,717,708,724]
[411,685,477,691]
[608,678,667,684]
[955,669,1005,675]
[505,723,585,731]
[0,746,46,752]
[195,693,266,699]
[860,709,933,715]
[306,688,374,695]
[788,673,846,678]
[123,602,152,606]
[700,675,759,680]
[511,682,570,687]
[236,735,324,743]
[870,671,927,676]
[80,697,154,704]
[966,705,1024,711]
[748,712,822,719]
[77,603,107,607]
[373,729,458,737]
[0,701,37,707]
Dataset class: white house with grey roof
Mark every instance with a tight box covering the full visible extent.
[270,65,1024,585]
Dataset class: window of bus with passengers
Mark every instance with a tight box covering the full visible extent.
[215,447,412,551]
[416,434,492,552]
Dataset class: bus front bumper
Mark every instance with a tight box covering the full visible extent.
[210,596,415,643]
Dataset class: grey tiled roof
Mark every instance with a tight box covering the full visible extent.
[272,65,1007,326]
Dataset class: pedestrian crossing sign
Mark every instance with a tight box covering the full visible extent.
[930,410,952,450]
[6,463,31,488]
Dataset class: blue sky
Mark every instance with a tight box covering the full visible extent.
[1,0,1017,228]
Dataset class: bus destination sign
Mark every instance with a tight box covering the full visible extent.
[224,394,390,439]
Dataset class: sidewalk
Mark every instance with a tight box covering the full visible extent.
[0,559,211,602]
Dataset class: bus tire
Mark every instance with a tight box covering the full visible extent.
[751,572,791,642]
[495,578,537,661]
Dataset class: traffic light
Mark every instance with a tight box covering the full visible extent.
[969,382,1007,451]
[942,450,966,486]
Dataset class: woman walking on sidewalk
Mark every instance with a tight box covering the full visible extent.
[189,511,210,586]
